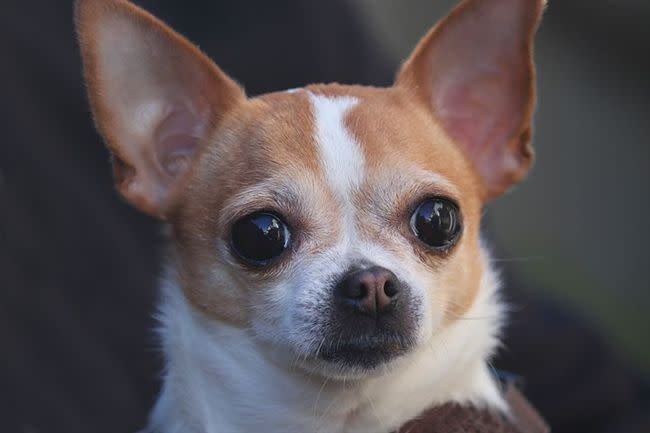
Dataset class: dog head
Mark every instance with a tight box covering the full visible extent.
[76,0,544,378]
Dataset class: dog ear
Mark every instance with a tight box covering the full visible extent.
[75,0,244,218]
[396,0,545,201]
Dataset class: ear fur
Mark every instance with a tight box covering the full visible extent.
[75,0,244,218]
[397,0,546,201]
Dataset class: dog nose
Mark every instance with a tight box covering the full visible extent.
[334,266,400,315]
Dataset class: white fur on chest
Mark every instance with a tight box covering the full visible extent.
[147,248,505,433]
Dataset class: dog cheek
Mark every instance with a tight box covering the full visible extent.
[175,252,249,327]
[284,257,345,353]
[242,278,292,345]
[435,243,484,326]
[409,271,443,342]
[292,292,330,349]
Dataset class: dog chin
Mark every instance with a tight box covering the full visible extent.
[294,335,416,380]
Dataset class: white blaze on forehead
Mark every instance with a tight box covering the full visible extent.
[309,93,364,203]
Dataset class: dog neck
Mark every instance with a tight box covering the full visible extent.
[147,245,505,433]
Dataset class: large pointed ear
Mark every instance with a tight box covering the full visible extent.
[397,0,545,201]
[75,0,244,218]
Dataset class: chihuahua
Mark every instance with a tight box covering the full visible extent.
[75,0,545,432]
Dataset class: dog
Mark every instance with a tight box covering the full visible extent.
[75,0,545,431]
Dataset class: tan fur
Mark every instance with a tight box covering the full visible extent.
[75,1,547,430]
[308,84,485,320]
[171,91,341,325]
[76,0,541,368]
[161,80,487,325]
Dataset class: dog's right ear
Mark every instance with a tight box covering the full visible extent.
[75,0,244,218]
[396,0,545,202]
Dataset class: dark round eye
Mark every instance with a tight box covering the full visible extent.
[410,198,462,249]
[231,212,290,265]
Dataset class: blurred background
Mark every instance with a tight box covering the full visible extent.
[1,0,648,432]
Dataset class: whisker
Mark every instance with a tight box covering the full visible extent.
[367,391,389,432]
[490,255,544,263]
[312,376,330,419]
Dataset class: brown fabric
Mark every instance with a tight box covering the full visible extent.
[397,384,549,433]
[504,382,550,433]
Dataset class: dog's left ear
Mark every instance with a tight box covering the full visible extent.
[75,0,244,218]
[397,0,546,201]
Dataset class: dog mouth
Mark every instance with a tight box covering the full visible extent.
[292,280,420,373]
[316,333,414,370]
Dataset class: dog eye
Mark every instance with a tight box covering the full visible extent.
[410,199,461,250]
[231,212,290,265]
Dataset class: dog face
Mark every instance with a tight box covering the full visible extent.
[76,0,543,377]
[174,87,486,376]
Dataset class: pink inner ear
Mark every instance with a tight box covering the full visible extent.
[154,108,209,177]
[77,0,244,217]
[435,66,525,158]
[404,0,541,196]
[435,70,529,191]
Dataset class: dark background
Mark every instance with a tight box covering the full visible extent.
[1,1,648,432]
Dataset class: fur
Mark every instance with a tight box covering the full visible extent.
[146,92,506,433]
[148,245,505,433]
[74,1,546,432]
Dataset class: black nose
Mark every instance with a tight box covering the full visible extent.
[334,266,400,315]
